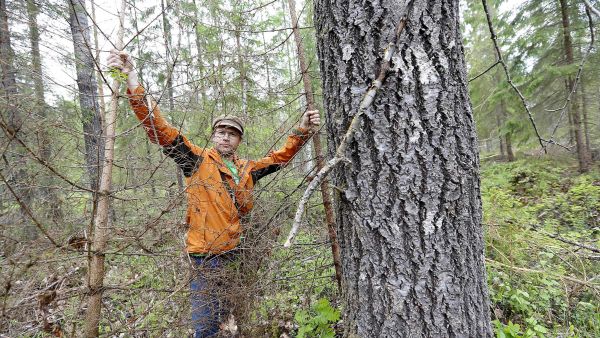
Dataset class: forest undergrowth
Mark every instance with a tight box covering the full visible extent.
[1,156,599,337]
[482,156,599,338]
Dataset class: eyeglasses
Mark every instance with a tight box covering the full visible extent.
[214,129,240,139]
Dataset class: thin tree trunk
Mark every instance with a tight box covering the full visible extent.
[68,0,104,192]
[235,30,248,118]
[192,0,207,105]
[501,100,514,161]
[559,0,589,172]
[1,0,35,239]
[579,76,591,154]
[83,1,126,336]
[27,0,63,220]
[496,108,506,160]
[131,0,156,195]
[315,0,492,336]
[161,0,184,191]
[90,0,106,117]
[262,31,272,95]
[287,0,342,290]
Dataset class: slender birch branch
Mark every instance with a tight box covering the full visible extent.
[83,0,126,336]
[284,0,343,289]
[284,15,408,247]
[582,0,600,17]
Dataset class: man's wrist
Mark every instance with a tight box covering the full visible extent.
[126,71,140,92]
[293,126,310,136]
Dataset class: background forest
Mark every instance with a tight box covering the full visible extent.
[0,0,598,337]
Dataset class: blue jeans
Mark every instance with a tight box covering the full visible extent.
[190,254,234,338]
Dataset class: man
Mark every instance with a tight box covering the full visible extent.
[107,50,319,337]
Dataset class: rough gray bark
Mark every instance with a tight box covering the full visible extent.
[314,0,492,336]
[68,0,104,191]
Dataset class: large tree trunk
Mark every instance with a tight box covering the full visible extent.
[315,1,492,336]
[68,0,104,191]
[559,0,589,172]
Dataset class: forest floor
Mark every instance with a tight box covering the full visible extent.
[480,155,599,338]
[1,156,599,337]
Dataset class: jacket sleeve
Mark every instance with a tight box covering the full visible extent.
[250,127,311,184]
[127,86,203,177]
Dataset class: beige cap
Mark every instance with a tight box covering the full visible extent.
[212,115,244,136]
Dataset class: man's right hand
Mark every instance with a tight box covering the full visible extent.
[106,49,139,91]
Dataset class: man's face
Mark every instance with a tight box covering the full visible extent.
[212,126,242,156]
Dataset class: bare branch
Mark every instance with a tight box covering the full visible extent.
[583,0,600,17]
[0,171,61,248]
[468,60,500,82]
[546,3,596,143]
[481,0,546,152]
[285,15,409,247]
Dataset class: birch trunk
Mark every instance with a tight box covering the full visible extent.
[83,0,125,335]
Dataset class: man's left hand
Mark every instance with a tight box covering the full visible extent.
[300,110,321,130]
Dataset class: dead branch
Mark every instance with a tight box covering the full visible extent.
[582,0,600,17]
[468,60,500,82]
[481,0,546,152]
[285,15,409,247]
[0,171,60,248]
[547,233,600,254]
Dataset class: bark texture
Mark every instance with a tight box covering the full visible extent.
[68,0,104,191]
[314,0,492,336]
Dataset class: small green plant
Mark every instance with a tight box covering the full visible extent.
[294,298,340,338]
[493,320,523,338]
[108,67,128,84]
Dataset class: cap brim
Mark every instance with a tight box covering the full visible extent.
[215,121,243,135]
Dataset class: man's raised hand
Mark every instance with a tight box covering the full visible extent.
[106,49,139,90]
[300,110,321,130]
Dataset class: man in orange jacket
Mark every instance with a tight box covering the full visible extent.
[107,49,320,337]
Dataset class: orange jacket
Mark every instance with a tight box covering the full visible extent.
[127,86,311,254]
